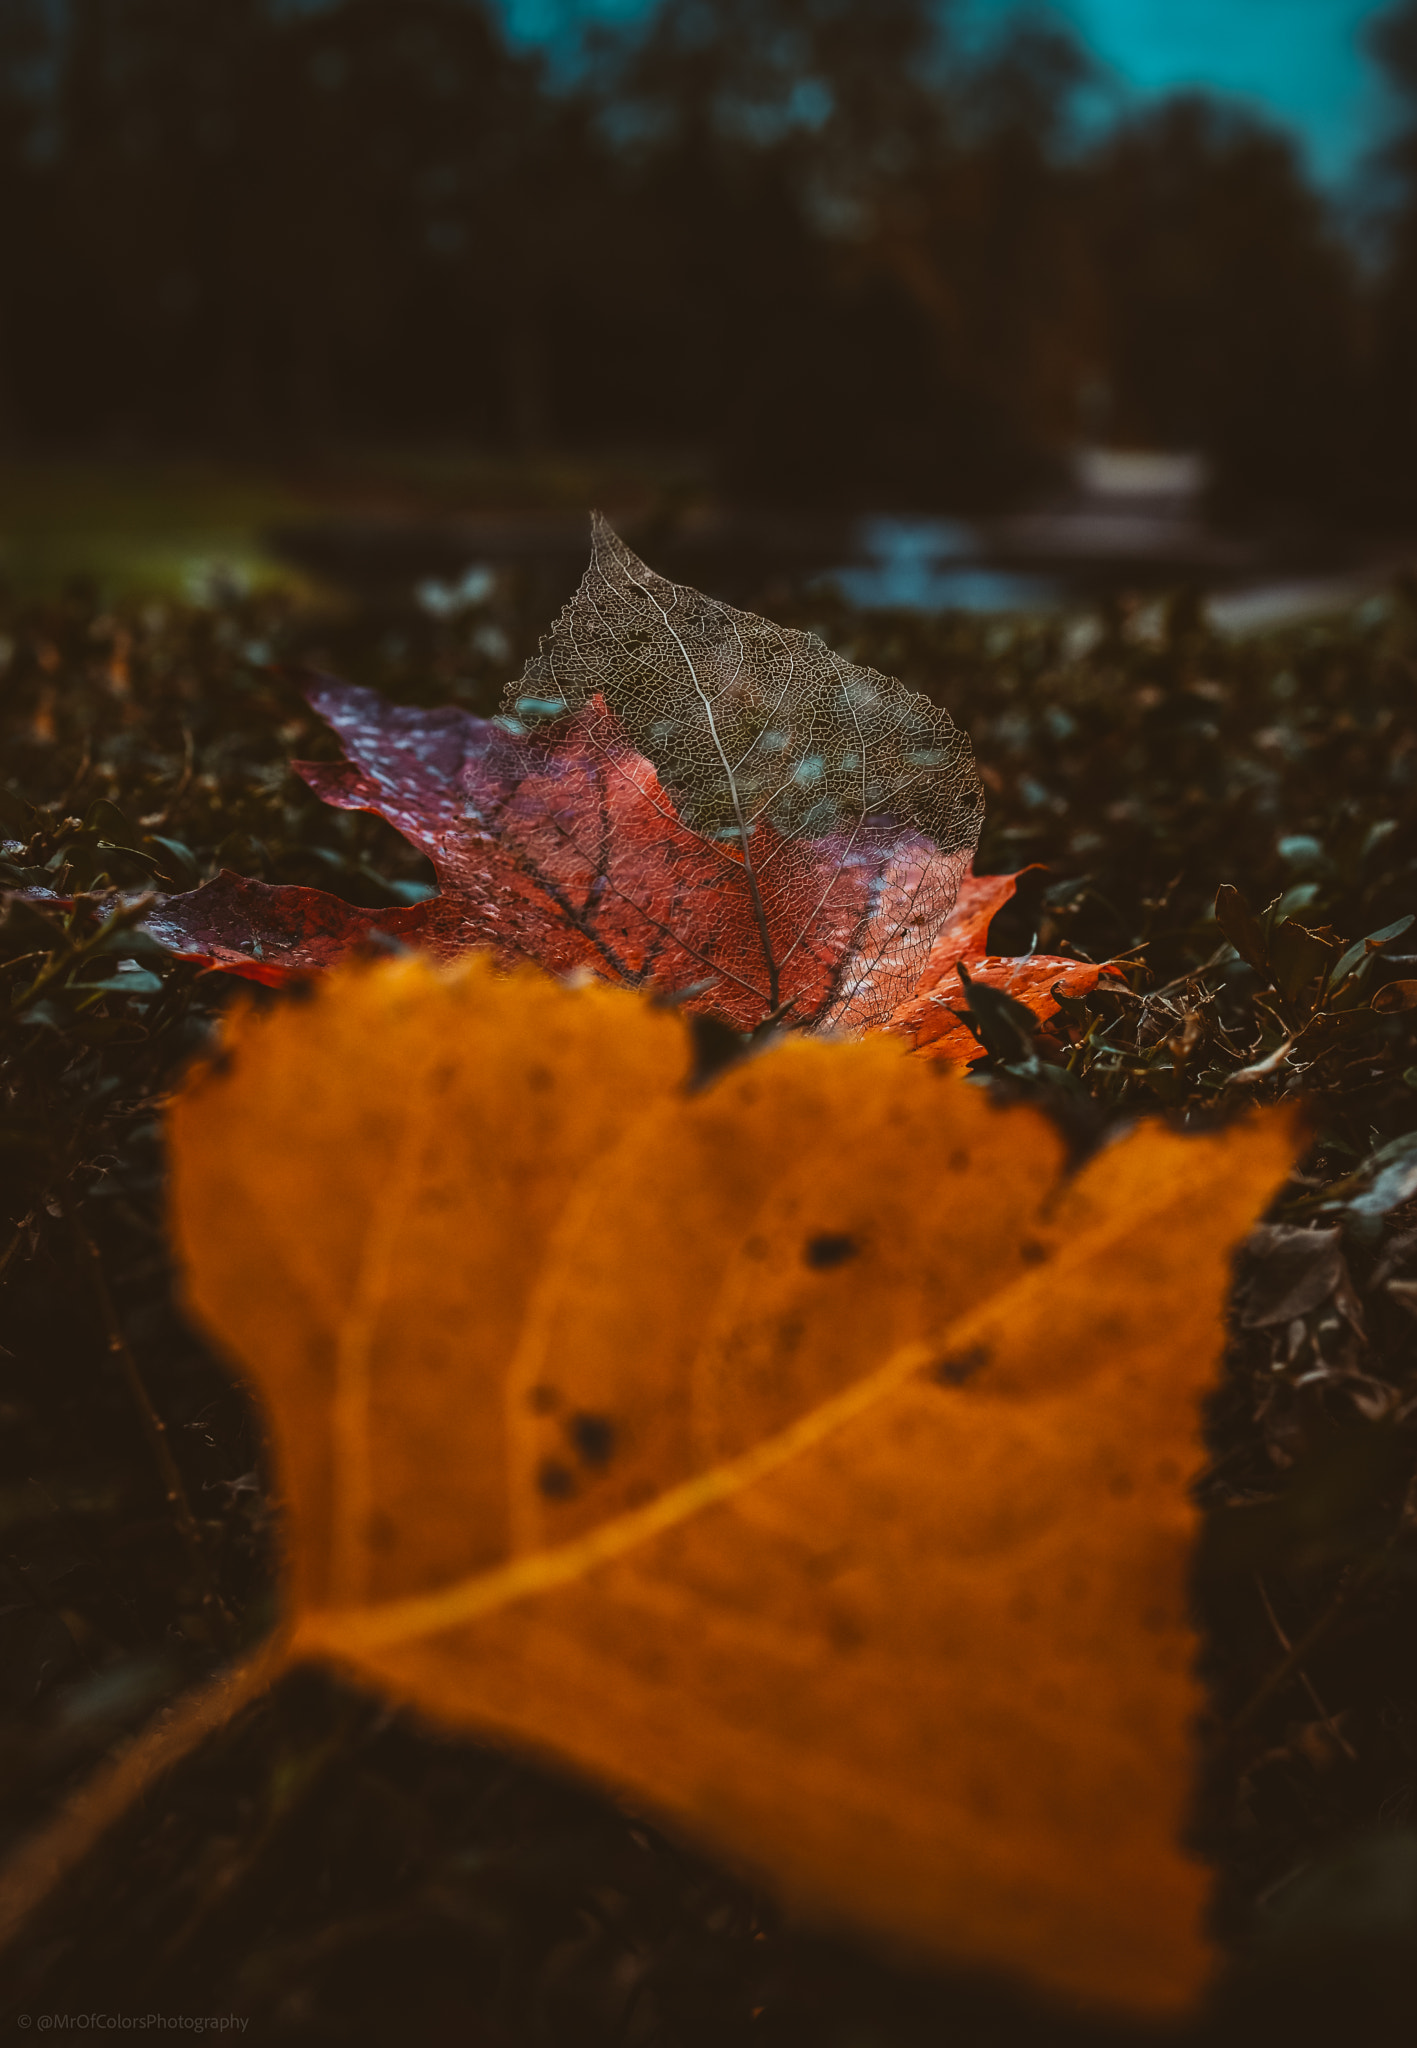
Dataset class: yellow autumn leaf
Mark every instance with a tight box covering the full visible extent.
[167,955,1295,2019]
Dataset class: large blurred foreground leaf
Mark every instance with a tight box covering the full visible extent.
[158,958,1296,2017]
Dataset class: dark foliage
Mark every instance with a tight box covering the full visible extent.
[0,0,1406,516]
[3,563,1417,2038]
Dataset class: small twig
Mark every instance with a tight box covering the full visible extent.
[1225,1036,1298,1086]
[1223,1011,1323,1087]
[751,997,797,1037]
[74,1220,234,1652]
[1228,1560,1380,1749]
[1149,943,1233,1002]
[1253,1573,1357,1760]
[1228,1477,1417,1748]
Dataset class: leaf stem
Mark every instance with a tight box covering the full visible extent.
[0,1633,292,1957]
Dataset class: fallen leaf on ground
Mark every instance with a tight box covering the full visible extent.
[144,516,983,1031]
[886,864,1120,1061]
[168,955,1294,2017]
[1235,1224,1353,1329]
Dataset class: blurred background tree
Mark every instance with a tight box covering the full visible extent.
[0,0,1410,521]
[1368,0,1417,516]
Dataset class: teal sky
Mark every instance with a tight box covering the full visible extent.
[1016,0,1397,187]
[500,0,1404,190]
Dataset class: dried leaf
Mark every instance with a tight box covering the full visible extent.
[143,519,984,1032]
[886,864,1119,1062]
[1214,882,1269,973]
[1268,918,1338,1005]
[169,957,1295,2017]
[1236,1225,1350,1328]
[910,865,1025,987]
[1320,1131,1417,1220]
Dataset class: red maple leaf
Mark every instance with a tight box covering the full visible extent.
[884,866,1121,1061]
[143,678,968,1033]
[140,682,1114,1053]
[140,516,992,1032]
[117,523,1110,1047]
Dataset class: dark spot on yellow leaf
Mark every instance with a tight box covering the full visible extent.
[929,1344,991,1386]
[527,1064,554,1092]
[803,1232,859,1270]
[567,1411,615,1467]
[537,1458,576,1500]
[1019,1238,1049,1265]
[828,1612,865,1652]
[527,1383,560,1414]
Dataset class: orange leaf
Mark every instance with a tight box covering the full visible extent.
[168,958,1295,2017]
[909,864,1030,991]
[887,861,1120,1061]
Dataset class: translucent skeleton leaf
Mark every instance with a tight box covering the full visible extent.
[496,513,984,1025]
[138,957,1292,2017]
[134,518,984,1033]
